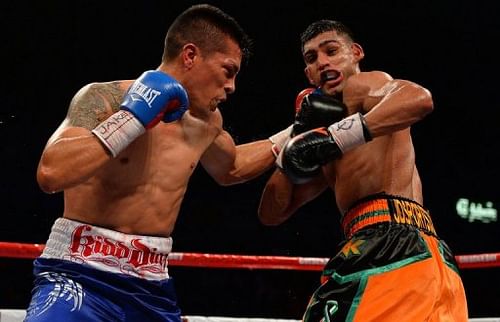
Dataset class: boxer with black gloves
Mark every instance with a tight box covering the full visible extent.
[259,19,467,322]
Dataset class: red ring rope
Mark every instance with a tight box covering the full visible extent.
[0,241,498,270]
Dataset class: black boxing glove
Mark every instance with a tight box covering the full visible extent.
[292,93,346,137]
[281,113,372,184]
[279,92,347,180]
[268,88,318,159]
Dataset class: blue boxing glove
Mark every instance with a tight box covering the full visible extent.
[92,70,189,157]
[121,70,188,127]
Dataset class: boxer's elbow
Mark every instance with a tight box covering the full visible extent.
[258,212,287,226]
[37,167,60,194]
[37,157,65,193]
[258,198,292,226]
[210,173,235,186]
[419,87,434,116]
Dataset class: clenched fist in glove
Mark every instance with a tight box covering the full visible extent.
[281,112,373,184]
[92,70,189,157]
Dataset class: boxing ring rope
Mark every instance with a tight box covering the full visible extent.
[1,241,499,270]
[1,241,499,322]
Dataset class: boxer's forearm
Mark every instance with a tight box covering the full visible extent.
[258,170,294,225]
[202,138,275,186]
[230,139,276,183]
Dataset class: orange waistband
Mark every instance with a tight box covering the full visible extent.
[341,195,437,239]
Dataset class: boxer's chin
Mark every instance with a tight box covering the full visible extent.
[208,99,218,112]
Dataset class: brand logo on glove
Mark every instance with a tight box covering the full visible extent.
[129,81,162,108]
[336,118,355,131]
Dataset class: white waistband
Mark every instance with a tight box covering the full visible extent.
[41,218,173,280]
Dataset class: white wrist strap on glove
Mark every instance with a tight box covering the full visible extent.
[92,110,145,157]
[328,113,372,153]
[269,125,293,158]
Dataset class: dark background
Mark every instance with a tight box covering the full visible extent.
[1,0,499,319]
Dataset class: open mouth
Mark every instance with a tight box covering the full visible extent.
[320,70,342,86]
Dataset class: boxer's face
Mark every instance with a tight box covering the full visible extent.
[186,38,242,117]
[303,30,364,96]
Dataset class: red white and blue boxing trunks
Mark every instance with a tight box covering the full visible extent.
[24,218,181,322]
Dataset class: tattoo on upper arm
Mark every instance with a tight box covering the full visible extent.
[66,82,125,129]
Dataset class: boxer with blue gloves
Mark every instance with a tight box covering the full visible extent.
[26,5,277,322]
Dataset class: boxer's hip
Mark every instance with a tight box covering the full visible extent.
[341,193,437,239]
[40,217,173,280]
